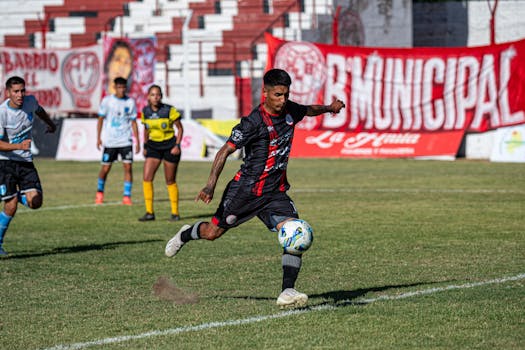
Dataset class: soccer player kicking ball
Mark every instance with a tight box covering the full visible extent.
[0,76,57,256]
[165,69,345,308]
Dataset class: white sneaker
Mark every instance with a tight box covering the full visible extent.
[165,224,191,257]
[276,288,308,308]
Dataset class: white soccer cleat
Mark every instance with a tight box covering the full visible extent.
[276,288,308,308]
[165,224,191,257]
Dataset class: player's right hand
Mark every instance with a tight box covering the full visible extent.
[195,186,214,204]
[19,139,31,150]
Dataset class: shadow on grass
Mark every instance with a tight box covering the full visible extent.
[4,239,163,260]
[219,280,455,307]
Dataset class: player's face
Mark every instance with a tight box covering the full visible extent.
[6,83,26,109]
[147,87,162,107]
[114,83,127,98]
[263,85,289,115]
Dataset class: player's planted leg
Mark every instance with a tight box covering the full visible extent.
[276,253,307,308]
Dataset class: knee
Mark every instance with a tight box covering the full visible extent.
[199,223,224,241]
[28,195,43,209]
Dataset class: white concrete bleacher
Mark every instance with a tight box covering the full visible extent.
[0,0,64,45]
[0,0,326,118]
[36,17,86,48]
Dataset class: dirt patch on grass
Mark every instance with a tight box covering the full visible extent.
[153,276,199,304]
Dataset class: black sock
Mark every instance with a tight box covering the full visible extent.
[180,222,203,243]
[282,265,300,290]
[281,253,302,290]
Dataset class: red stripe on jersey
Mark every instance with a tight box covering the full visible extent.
[234,170,241,181]
[226,141,236,149]
[211,216,220,226]
[255,107,279,196]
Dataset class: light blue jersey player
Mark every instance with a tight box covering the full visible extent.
[95,77,140,205]
[0,76,56,256]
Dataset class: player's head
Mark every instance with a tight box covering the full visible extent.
[147,84,163,107]
[263,69,291,115]
[263,69,292,88]
[113,77,128,98]
[5,76,26,108]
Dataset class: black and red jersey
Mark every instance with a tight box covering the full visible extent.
[226,100,307,196]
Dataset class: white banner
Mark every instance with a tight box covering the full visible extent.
[56,118,207,161]
[490,125,525,162]
[0,46,103,114]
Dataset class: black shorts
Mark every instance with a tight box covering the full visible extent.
[211,179,299,231]
[101,146,133,164]
[145,139,180,163]
[0,160,42,201]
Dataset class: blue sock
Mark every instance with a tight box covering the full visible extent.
[17,192,29,207]
[123,181,132,197]
[0,211,13,246]
[97,178,105,192]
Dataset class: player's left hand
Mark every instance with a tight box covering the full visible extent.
[135,142,141,154]
[329,99,345,114]
[46,123,57,133]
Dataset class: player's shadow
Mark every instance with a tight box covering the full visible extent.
[4,239,163,260]
[220,280,454,307]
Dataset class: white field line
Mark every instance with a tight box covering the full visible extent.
[41,273,525,350]
[18,187,523,214]
[17,202,123,213]
[291,188,525,194]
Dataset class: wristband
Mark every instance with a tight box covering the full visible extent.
[174,143,180,147]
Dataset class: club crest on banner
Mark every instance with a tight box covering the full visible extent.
[62,51,101,109]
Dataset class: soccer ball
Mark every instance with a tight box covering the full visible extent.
[278,219,314,255]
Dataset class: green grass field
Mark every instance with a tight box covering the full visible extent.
[1,158,523,350]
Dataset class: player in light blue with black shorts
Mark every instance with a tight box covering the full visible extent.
[95,77,140,206]
[0,76,57,256]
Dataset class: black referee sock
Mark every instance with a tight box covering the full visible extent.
[180,221,203,243]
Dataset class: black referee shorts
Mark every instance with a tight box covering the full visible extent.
[144,138,180,163]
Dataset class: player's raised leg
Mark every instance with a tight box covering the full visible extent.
[165,221,225,257]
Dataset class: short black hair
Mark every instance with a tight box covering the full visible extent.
[148,84,162,95]
[114,77,128,86]
[5,76,25,89]
[263,69,291,87]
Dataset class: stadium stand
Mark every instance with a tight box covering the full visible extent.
[0,0,333,118]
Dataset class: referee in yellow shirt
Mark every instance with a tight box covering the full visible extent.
[139,85,183,222]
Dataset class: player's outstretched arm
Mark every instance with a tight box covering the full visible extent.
[306,99,345,116]
[35,107,56,133]
[195,142,236,204]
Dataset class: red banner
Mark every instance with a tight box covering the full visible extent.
[266,33,525,133]
[291,129,464,159]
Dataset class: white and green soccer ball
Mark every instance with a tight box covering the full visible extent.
[278,219,314,255]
